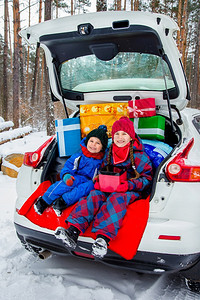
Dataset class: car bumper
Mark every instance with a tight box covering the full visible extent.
[14,223,200,275]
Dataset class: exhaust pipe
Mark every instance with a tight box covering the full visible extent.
[38,250,52,260]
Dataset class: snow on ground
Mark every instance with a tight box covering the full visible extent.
[0,131,199,300]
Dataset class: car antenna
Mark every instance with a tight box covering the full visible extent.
[53,60,69,118]
[160,56,176,133]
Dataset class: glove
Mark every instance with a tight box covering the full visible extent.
[116,181,128,193]
[94,181,100,190]
[63,174,75,186]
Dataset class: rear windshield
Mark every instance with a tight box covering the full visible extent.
[60,52,175,93]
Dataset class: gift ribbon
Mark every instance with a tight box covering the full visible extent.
[56,120,80,156]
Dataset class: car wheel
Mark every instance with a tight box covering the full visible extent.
[185,278,200,293]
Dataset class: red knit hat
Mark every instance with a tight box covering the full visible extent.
[112,117,135,140]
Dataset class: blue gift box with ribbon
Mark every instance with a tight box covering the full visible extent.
[55,118,81,157]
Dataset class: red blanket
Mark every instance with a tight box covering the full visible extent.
[18,181,149,260]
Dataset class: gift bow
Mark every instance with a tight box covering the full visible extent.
[128,99,155,118]
[128,106,144,118]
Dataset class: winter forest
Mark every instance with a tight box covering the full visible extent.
[0,0,199,135]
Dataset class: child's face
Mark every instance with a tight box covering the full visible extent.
[87,137,103,153]
[114,131,132,148]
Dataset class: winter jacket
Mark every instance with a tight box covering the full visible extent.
[101,134,153,201]
[42,138,104,206]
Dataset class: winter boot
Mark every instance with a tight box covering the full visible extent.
[54,226,80,249]
[34,197,49,215]
[52,196,67,216]
[91,235,109,259]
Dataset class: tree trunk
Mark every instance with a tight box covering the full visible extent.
[134,0,139,11]
[191,17,200,108]
[181,0,188,69]
[3,0,9,120]
[31,46,40,108]
[177,0,182,51]
[44,0,55,136]
[39,55,45,103]
[131,0,133,11]
[19,33,25,104]
[31,0,42,125]
[25,0,31,100]
[117,0,121,10]
[36,0,43,104]
[71,0,73,15]
[13,0,20,128]
[8,9,13,71]
[123,0,126,10]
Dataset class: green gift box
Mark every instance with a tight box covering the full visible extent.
[131,116,165,140]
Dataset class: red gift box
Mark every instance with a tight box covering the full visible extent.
[128,98,156,118]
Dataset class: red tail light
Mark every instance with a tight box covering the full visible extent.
[23,136,55,168]
[166,138,200,182]
[158,235,181,241]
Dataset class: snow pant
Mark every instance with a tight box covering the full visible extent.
[42,179,94,207]
[66,189,140,240]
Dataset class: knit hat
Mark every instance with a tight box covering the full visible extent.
[85,125,108,151]
[112,117,135,140]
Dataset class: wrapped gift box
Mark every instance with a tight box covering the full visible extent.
[80,103,128,138]
[128,98,156,118]
[131,115,165,140]
[55,118,81,157]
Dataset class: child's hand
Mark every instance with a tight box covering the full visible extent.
[93,175,99,183]
[116,181,128,193]
[63,174,75,186]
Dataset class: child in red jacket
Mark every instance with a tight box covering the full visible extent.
[55,117,153,258]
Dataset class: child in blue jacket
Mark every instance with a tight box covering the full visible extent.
[34,125,108,215]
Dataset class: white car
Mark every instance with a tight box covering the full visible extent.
[14,11,200,292]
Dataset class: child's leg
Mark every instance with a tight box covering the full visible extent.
[66,189,107,233]
[92,191,133,240]
[61,179,94,207]
[42,180,72,205]
[34,180,71,215]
